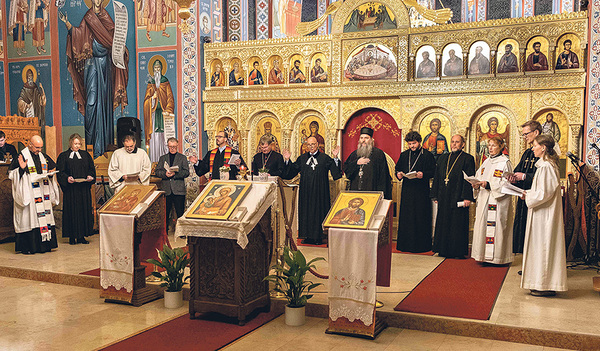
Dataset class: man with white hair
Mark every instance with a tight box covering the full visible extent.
[343,127,392,200]
[9,135,60,254]
[108,134,152,193]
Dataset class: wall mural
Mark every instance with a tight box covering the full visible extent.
[418,113,450,161]
[7,0,50,57]
[272,0,303,38]
[343,1,397,32]
[254,115,281,152]
[475,111,510,167]
[344,43,397,81]
[136,0,177,47]
[299,116,326,153]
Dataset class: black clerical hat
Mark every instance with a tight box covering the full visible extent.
[360,127,374,137]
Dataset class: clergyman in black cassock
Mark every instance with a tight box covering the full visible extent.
[509,121,541,254]
[395,131,436,252]
[190,131,246,180]
[282,137,342,245]
[431,135,475,258]
[343,127,392,200]
[252,136,285,177]
[56,134,96,245]
[0,130,18,162]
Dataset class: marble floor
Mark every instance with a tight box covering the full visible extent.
[0,234,597,350]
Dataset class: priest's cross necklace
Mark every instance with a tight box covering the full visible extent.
[445,151,463,186]
[408,148,423,173]
[262,151,272,169]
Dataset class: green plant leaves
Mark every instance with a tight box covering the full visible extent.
[146,244,190,292]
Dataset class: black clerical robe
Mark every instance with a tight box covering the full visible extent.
[431,151,475,258]
[395,148,436,252]
[512,148,538,253]
[1,143,18,162]
[57,149,96,242]
[193,147,246,180]
[344,146,392,200]
[251,151,285,178]
[283,151,342,243]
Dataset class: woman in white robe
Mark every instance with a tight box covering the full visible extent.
[521,134,567,296]
[472,136,513,264]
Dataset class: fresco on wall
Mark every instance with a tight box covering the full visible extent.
[496,39,519,73]
[0,65,5,115]
[289,54,307,83]
[475,111,510,167]
[199,11,211,35]
[468,41,491,75]
[442,43,463,77]
[247,56,264,85]
[267,55,285,84]
[344,43,397,81]
[299,116,325,153]
[254,116,281,152]
[216,117,240,151]
[535,109,567,177]
[272,0,302,38]
[415,45,436,78]
[555,34,581,70]
[136,0,177,48]
[525,36,549,71]
[139,51,177,162]
[418,113,450,161]
[6,0,51,58]
[58,0,136,157]
[9,60,52,140]
[310,53,328,83]
[343,2,397,32]
[210,59,226,87]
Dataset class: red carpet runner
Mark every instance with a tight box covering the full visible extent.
[80,262,162,277]
[394,258,509,320]
[100,311,281,351]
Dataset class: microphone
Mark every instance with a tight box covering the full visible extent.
[591,143,600,153]
[567,151,580,162]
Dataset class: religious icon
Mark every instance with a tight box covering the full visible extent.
[555,35,580,70]
[468,41,491,75]
[199,12,211,35]
[344,43,397,81]
[137,0,176,42]
[8,0,29,56]
[323,191,382,230]
[442,43,463,77]
[525,37,549,71]
[210,59,226,87]
[143,55,174,162]
[29,0,50,55]
[343,2,397,33]
[299,117,325,154]
[535,110,567,157]
[496,39,519,73]
[255,116,281,152]
[247,57,264,85]
[310,53,328,83]
[267,55,285,84]
[419,113,450,161]
[216,117,240,151]
[186,181,252,220]
[17,65,46,140]
[228,58,244,86]
[416,46,436,78]
[99,185,156,215]
[475,113,510,166]
[289,55,306,83]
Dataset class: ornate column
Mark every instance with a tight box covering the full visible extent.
[519,48,526,73]
[436,54,442,78]
[408,55,415,81]
[570,124,582,158]
[549,46,556,71]
[282,129,292,153]
[240,129,249,161]
[462,51,468,76]
[490,50,497,75]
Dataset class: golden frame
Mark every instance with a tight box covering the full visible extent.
[98,185,156,215]
[186,181,252,220]
[323,191,382,229]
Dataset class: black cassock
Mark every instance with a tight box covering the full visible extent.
[343,146,392,200]
[56,150,96,243]
[431,151,475,258]
[193,148,246,180]
[395,148,436,252]
[251,151,285,178]
[512,148,538,253]
[283,151,342,244]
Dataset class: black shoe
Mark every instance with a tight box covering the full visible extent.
[22,251,33,255]
[69,239,76,245]
[301,238,315,245]
[518,270,522,275]
[79,238,89,244]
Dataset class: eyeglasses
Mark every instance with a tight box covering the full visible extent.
[521,131,533,138]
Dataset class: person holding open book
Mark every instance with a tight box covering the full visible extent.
[57,133,96,245]
[155,137,190,228]
[395,131,436,253]
[520,134,567,296]
[471,136,513,264]
[108,134,152,193]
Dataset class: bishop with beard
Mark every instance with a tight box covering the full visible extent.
[343,127,392,200]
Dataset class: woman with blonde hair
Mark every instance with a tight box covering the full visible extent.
[471,136,513,264]
[521,134,567,296]
[56,133,96,245]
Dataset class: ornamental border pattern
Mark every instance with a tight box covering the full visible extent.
[182,4,199,158]
[585,1,600,168]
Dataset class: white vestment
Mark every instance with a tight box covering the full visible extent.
[108,147,151,192]
[521,159,567,291]
[9,151,60,234]
[472,154,514,264]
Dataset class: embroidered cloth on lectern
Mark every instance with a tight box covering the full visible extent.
[328,228,377,326]
[100,213,135,293]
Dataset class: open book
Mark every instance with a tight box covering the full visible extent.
[163,161,179,172]
[228,154,241,166]
[404,171,418,179]
[462,171,481,185]
[501,182,525,197]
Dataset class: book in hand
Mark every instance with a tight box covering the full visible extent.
[463,171,481,185]
[74,178,88,183]
[228,154,241,165]
[163,161,179,172]
[501,182,525,197]
[404,171,418,179]
[126,171,140,178]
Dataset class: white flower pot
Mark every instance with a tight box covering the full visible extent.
[220,172,230,180]
[285,305,306,326]
[164,290,183,309]
[257,173,269,182]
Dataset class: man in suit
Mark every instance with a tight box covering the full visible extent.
[155,137,190,227]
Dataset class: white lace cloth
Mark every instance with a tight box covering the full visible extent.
[100,213,135,293]
[175,181,276,248]
[328,228,378,326]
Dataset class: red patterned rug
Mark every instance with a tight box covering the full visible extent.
[99,311,281,351]
[394,258,509,320]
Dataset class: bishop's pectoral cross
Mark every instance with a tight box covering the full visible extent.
[444,177,449,186]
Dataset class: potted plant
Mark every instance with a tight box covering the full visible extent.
[219,165,231,180]
[147,244,190,308]
[257,167,269,181]
[264,247,324,326]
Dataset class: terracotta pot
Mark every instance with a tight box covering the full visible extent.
[164,290,183,309]
[285,305,306,326]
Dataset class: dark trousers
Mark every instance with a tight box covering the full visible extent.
[165,194,186,225]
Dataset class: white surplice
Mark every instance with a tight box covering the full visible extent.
[472,154,514,264]
[108,147,152,192]
[521,159,567,291]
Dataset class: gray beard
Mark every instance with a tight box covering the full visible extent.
[357,143,373,158]
[154,73,161,89]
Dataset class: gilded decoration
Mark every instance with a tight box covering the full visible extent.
[330,0,410,34]
[340,99,402,129]
[531,90,584,125]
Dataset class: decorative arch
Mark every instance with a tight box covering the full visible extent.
[291,110,329,156]
[342,107,402,162]
[468,105,519,167]
[247,111,283,154]
[412,107,455,159]
[331,0,410,34]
